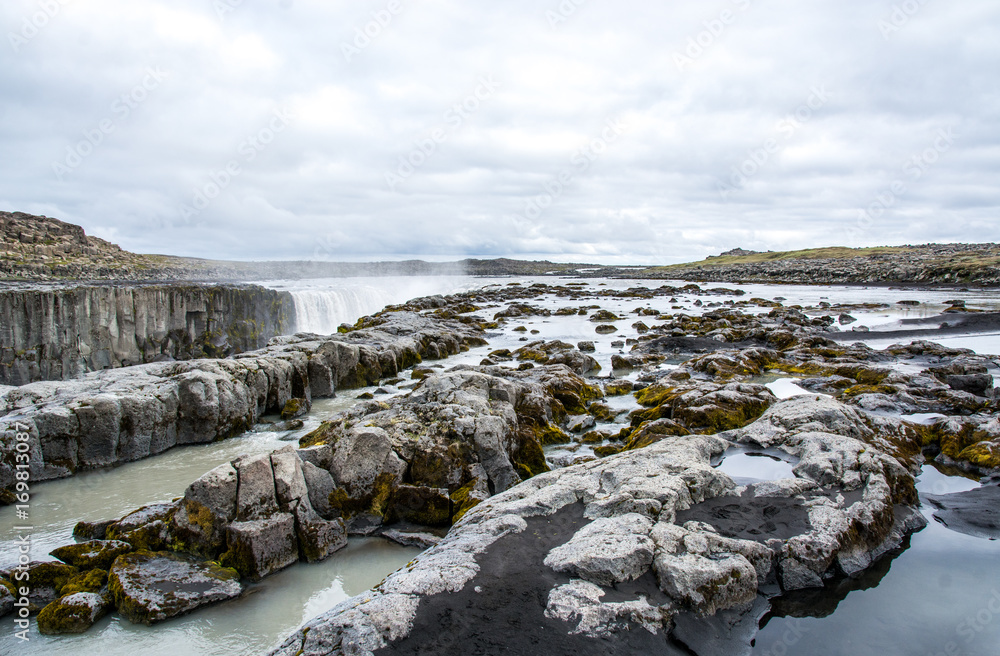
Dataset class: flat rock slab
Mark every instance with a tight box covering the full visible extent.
[671,595,770,656]
[924,480,1000,540]
[380,529,441,550]
[109,551,243,625]
[50,539,134,570]
[371,505,682,656]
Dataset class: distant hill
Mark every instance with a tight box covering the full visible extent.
[0,211,611,282]
[642,244,1000,286]
[6,211,996,286]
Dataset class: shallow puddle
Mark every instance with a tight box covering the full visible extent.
[714,448,797,485]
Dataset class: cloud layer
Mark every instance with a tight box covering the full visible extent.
[2,0,998,264]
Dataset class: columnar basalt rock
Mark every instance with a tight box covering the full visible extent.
[0,311,486,501]
[26,442,354,631]
[0,283,296,385]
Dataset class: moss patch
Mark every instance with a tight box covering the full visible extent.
[450,482,484,523]
[60,569,108,596]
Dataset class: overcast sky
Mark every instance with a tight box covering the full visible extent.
[1,0,997,264]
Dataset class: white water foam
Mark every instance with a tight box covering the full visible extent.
[262,276,501,335]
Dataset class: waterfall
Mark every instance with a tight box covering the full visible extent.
[290,285,393,334]
[263,276,492,336]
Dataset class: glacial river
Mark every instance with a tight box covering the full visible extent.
[2,276,998,655]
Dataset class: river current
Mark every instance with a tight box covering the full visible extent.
[2,275,998,655]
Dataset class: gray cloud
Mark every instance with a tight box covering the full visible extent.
[1,0,998,264]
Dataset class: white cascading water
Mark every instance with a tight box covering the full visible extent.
[263,276,493,336]
[290,286,394,334]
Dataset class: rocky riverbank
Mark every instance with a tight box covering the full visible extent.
[0,310,487,500]
[266,286,999,654]
[271,392,926,655]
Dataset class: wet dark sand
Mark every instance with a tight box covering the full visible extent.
[675,489,813,542]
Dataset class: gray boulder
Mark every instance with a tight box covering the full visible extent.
[50,540,134,570]
[297,444,334,470]
[544,514,655,586]
[290,500,348,562]
[37,592,110,634]
[170,463,238,557]
[381,529,441,549]
[301,461,337,519]
[233,453,280,521]
[222,513,299,581]
[271,447,310,509]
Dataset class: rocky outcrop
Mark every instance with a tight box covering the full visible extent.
[271,395,924,656]
[923,476,1000,540]
[0,283,295,385]
[25,441,354,632]
[0,211,154,281]
[618,307,1000,475]
[299,365,603,529]
[0,311,486,500]
[19,363,607,632]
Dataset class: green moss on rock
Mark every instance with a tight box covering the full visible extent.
[450,482,484,522]
[60,569,108,596]
[594,444,626,457]
[51,540,134,571]
[37,593,108,635]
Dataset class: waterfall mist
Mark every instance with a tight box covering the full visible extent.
[262,273,483,335]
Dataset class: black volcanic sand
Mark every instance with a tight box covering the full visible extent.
[826,311,1000,342]
[674,489,813,542]
[923,478,1000,540]
[373,503,689,656]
